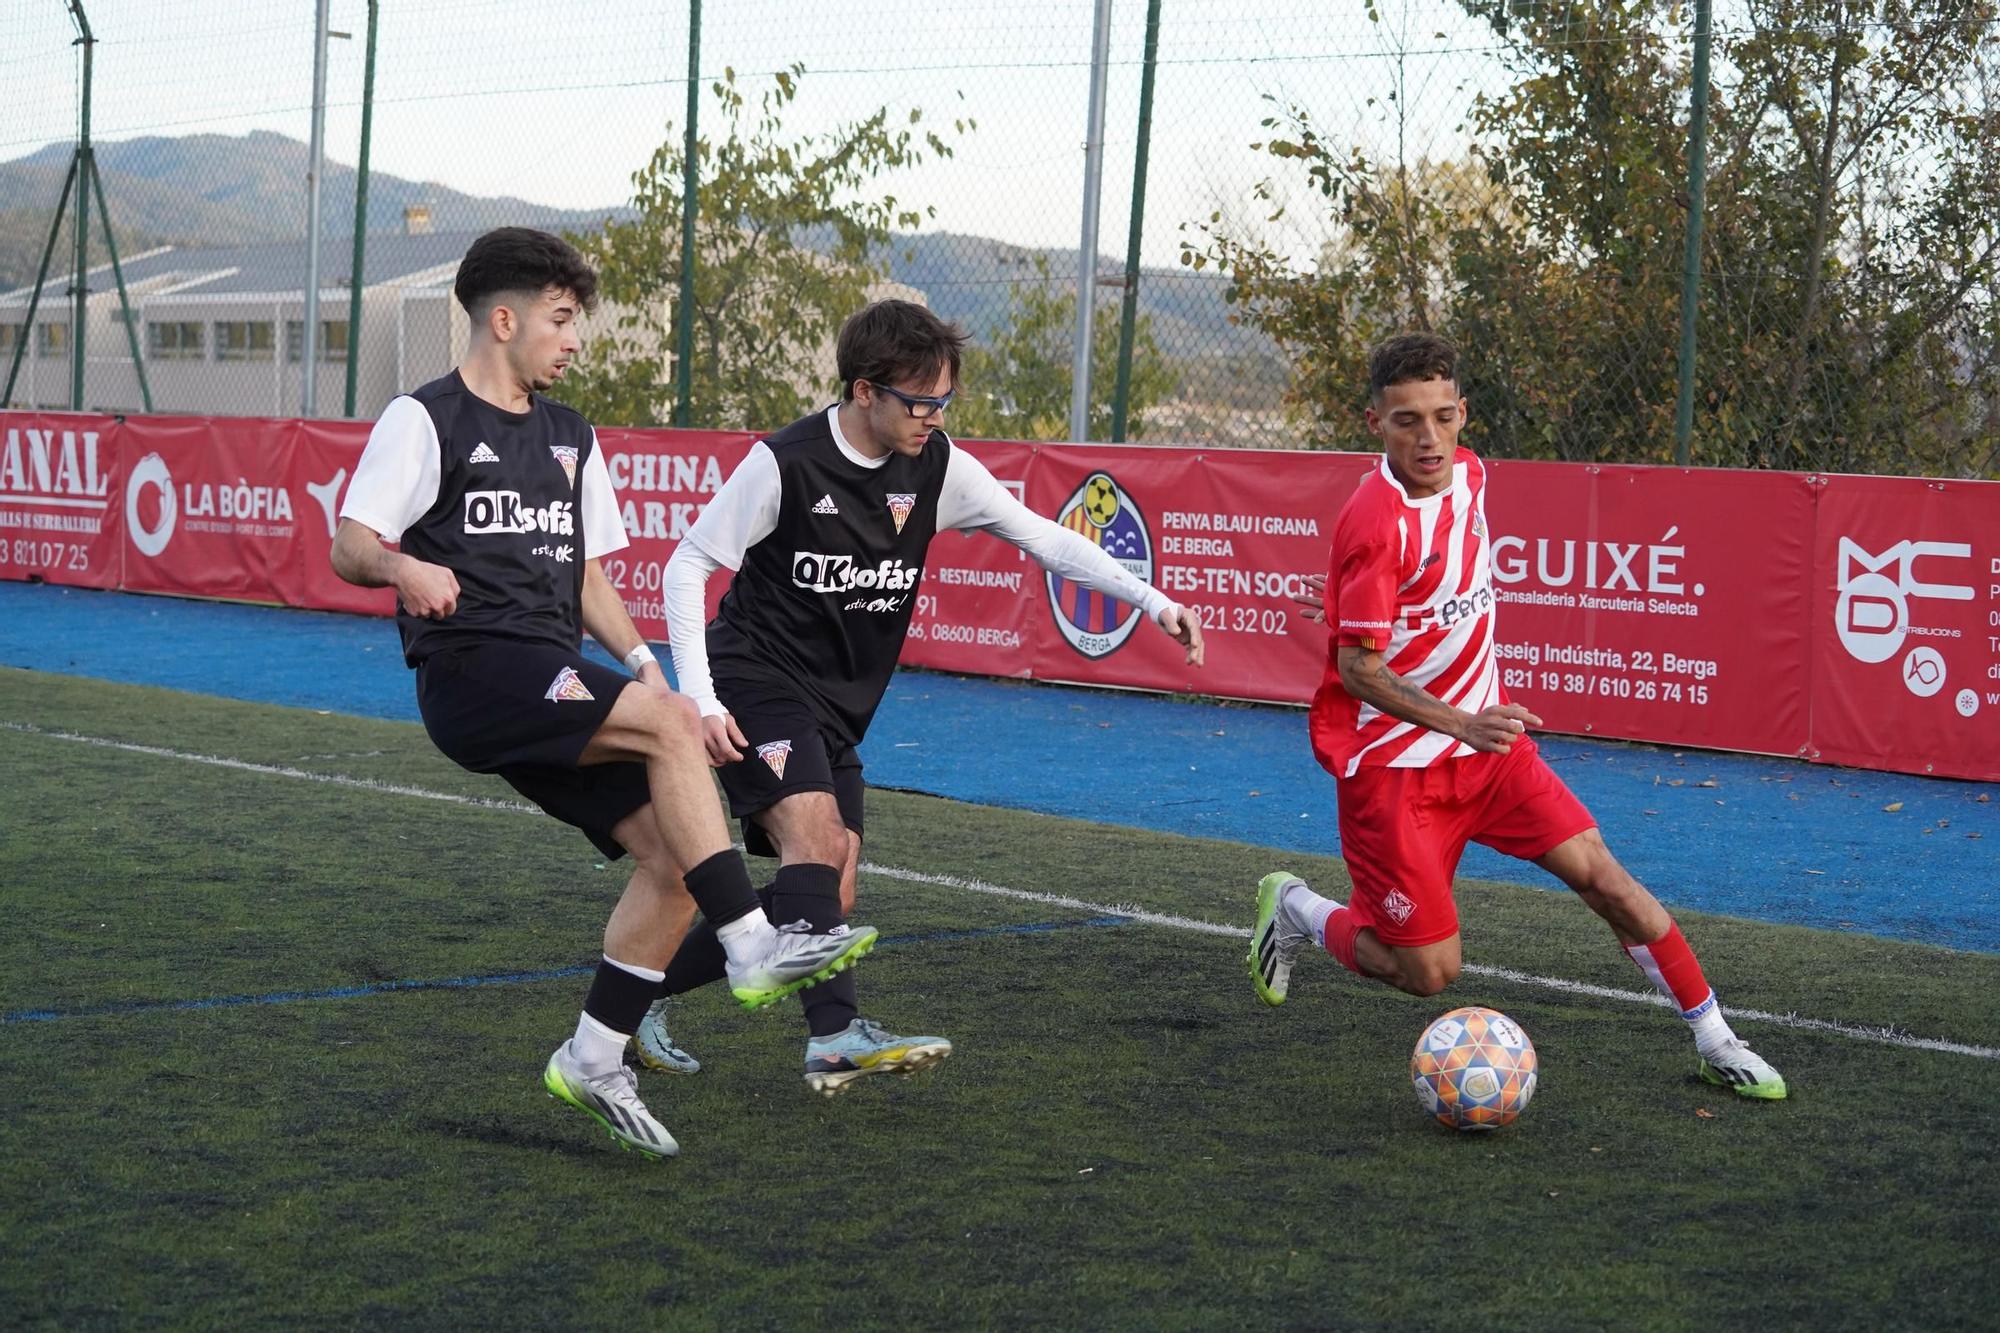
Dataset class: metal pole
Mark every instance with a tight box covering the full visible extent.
[303,0,332,416]
[1110,0,1160,443]
[1672,0,1712,466]
[4,154,76,407]
[69,3,94,410]
[673,0,701,427]
[1069,0,1114,443]
[345,0,378,416]
[90,154,150,411]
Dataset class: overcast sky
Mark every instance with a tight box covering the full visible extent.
[0,0,1601,267]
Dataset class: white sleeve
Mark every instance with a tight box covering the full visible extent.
[941,445,1175,621]
[663,540,727,717]
[682,441,781,571]
[338,395,439,541]
[580,430,629,560]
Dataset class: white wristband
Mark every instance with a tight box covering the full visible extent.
[623,643,658,672]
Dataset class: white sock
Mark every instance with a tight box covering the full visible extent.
[716,910,778,967]
[1283,881,1338,942]
[1689,1005,1738,1058]
[570,1012,630,1077]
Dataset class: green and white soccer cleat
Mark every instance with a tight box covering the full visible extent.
[803,1018,952,1097]
[629,998,700,1075]
[543,1040,680,1158]
[728,921,879,1012]
[1698,1039,1788,1100]
[1248,870,1311,1007]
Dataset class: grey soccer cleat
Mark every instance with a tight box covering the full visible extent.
[1698,1038,1788,1100]
[728,920,879,1012]
[1248,870,1313,1006]
[543,1039,680,1158]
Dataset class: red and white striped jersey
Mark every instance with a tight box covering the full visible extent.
[1309,448,1502,777]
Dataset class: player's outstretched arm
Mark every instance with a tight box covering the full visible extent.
[1335,644,1541,752]
[943,450,1202,666]
[329,517,459,619]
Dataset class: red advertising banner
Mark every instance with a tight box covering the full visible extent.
[592,428,758,642]
[6,410,1994,782]
[1003,443,1368,700]
[1485,462,1815,757]
[118,416,304,604]
[1808,475,2000,781]
[0,412,125,590]
[292,419,397,617]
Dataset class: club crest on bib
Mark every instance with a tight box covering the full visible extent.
[886,493,915,535]
[1047,470,1154,660]
[550,445,579,488]
[544,666,594,702]
[756,739,793,780]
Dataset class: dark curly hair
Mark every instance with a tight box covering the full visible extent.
[1368,332,1457,401]
[454,227,599,319]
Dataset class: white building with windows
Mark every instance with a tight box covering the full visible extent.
[3,224,920,423]
[0,229,489,419]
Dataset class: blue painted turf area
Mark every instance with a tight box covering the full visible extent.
[3,580,1995,952]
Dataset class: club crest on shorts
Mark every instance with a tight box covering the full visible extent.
[756,739,793,780]
[1382,887,1417,926]
[885,493,915,534]
[549,445,579,488]
[1047,470,1153,660]
[544,666,595,702]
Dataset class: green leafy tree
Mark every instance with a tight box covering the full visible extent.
[559,66,967,431]
[1187,0,2000,476]
[952,255,1180,441]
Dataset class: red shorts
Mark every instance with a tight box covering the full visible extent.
[1334,738,1596,947]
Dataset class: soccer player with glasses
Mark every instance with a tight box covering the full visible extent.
[635,299,1205,1094]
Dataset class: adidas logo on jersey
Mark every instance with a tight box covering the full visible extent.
[811,494,840,515]
[469,442,499,464]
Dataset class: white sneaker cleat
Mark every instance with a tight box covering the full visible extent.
[1247,871,1313,1007]
[1698,1038,1788,1100]
[543,1040,680,1157]
[728,920,879,1012]
[629,998,701,1075]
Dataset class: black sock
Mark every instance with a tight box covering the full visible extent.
[659,887,772,997]
[682,849,759,926]
[768,863,859,1038]
[582,958,661,1038]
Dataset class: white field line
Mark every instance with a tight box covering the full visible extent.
[11,720,1997,1062]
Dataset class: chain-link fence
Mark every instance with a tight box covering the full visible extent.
[2,0,1996,476]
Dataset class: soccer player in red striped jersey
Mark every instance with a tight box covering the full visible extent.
[1247,332,1786,1099]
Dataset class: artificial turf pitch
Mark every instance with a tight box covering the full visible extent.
[3,668,1996,1329]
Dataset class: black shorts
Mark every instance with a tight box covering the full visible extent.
[416,640,650,860]
[714,670,864,860]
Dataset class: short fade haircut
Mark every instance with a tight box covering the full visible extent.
[1368,331,1458,402]
[454,227,599,320]
[836,299,968,401]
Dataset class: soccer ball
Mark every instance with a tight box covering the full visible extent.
[1410,1006,1538,1131]
[1082,473,1120,527]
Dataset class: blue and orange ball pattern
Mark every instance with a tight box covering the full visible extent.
[1411,1006,1538,1131]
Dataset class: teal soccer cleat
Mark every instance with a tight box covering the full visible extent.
[803,1018,952,1097]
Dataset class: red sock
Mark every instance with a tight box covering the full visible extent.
[1323,907,1365,976]
[1624,921,1716,1018]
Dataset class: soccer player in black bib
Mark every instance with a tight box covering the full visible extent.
[638,300,1205,1094]
[330,228,878,1157]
